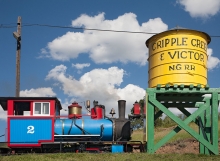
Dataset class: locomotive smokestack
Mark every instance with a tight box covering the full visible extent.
[118,100,126,119]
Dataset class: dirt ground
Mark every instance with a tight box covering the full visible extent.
[155,138,219,154]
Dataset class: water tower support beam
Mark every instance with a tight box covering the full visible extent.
[145,84,220,155]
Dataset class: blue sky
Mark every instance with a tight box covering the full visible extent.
[0,0,220,141]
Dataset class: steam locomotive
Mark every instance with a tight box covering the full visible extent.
[0,97,144,153]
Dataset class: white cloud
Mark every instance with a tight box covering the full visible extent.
[207,48,220,70]
[41,13,168,65]
[46,65,145,117]
[72,63,90,74]
[177,0,220,18]
[72,63,90,69]
[20,87,56,97]
[117,84,146,116]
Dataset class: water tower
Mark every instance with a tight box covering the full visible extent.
[145,28,220,155]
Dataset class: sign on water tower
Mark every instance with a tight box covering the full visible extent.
[146,28,211,88]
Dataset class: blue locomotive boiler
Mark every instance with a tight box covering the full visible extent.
[54,100,132,143]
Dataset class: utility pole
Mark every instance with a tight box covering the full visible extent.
[13,16,21,97]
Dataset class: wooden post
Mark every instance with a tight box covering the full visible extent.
[15,16,21,97]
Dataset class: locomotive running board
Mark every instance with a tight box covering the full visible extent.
[54,135,100,137]
[41,141,78,144]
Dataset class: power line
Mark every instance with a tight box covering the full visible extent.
[0,24,17,28]
[0,23,157,34]
[22,23,158,34]
[1,23,220,37]
[1,23,17,25]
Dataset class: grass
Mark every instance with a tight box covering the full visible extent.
[154,122,199,143]
[132,121,220,144]
[1,121,220,160]
[130,129,144,142]
[0,143,7,148]
[1,153,220,161]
